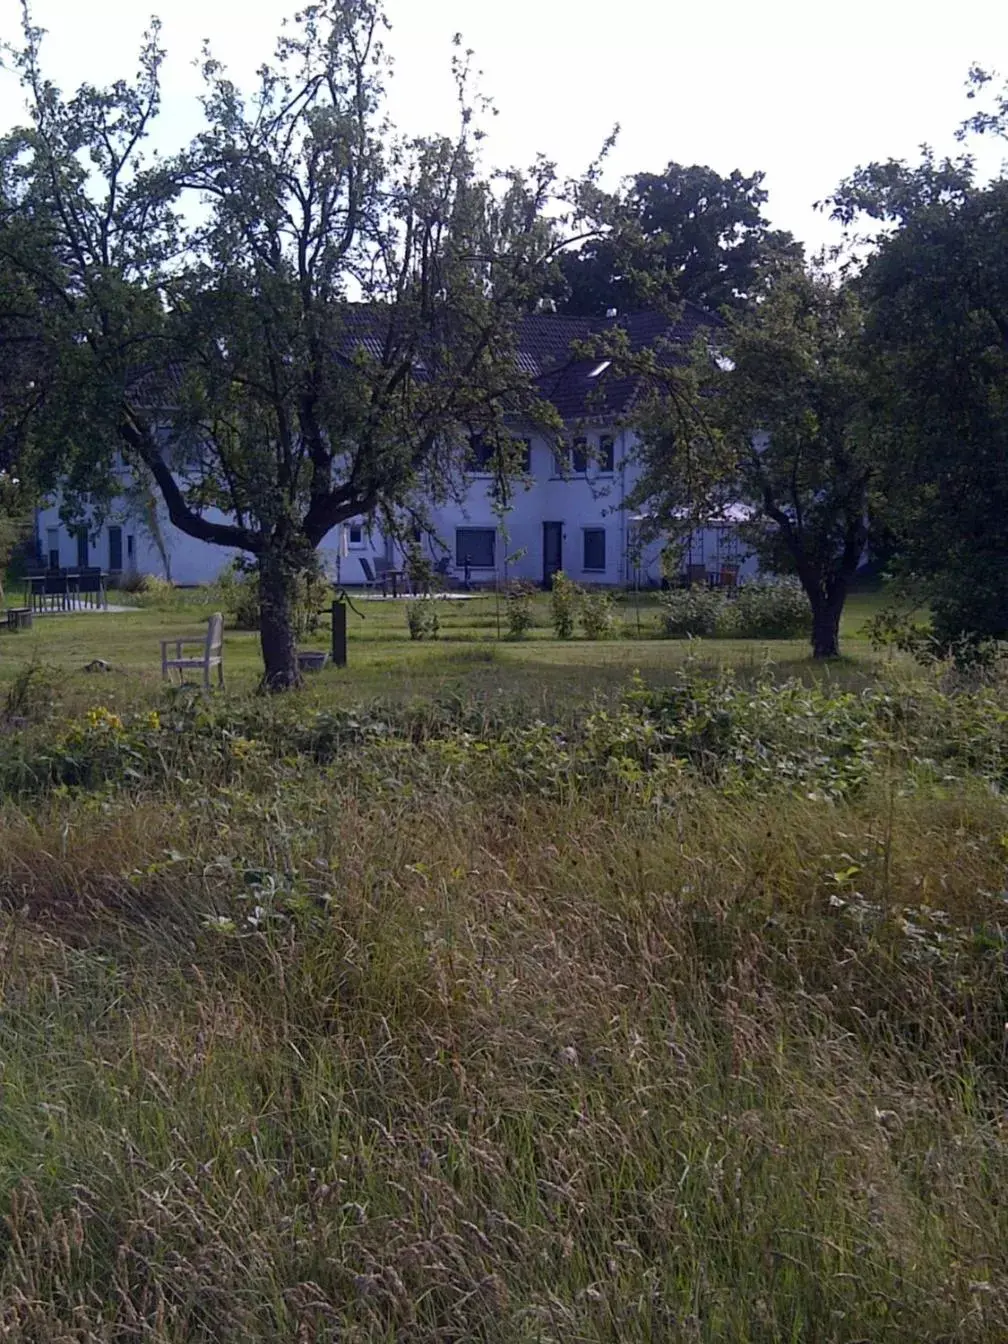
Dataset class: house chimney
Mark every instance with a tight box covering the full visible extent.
[605,307,618,319]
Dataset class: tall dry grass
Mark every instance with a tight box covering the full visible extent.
[0,668,1005,1340]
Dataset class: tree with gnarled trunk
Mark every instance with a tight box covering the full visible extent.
[3,1,600,687]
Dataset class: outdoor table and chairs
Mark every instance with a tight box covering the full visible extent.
[24,568,110,612]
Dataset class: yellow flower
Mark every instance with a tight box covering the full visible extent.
[144,710,161,731]
[85,706,123,732]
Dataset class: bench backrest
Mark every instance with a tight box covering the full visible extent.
[206,612,224,658]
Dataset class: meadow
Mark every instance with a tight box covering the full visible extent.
[0,586,1005,1341]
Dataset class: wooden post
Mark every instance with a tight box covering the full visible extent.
[331,600,347,668]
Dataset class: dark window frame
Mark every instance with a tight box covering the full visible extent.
[455,527,496,569]
[583,527,606,572]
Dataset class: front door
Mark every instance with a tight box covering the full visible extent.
[108,526,123,572]
[543,521,563,587]
[76,526,89,568]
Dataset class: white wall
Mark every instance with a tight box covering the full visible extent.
[35,427,758,588]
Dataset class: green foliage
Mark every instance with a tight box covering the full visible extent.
[838,167,1008,648]
[629,265,871,657]
[550,571,581,638]
[405,598,440,641]
[215,558,331,638]
[504,581,535,638]
[557,161,802,316]
[729,578,812,638]
[661,585,723,637]
[662,579,811,639]
[0,658,1008,1336]
[581,588,615,640]
[3,1,593,685]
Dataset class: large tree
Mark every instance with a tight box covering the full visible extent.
[3,1,591,686]
[556,161,802,317]
[830,115,1008,650]
[620,266,873,658]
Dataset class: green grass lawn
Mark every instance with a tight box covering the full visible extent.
[0,585,891,710]
[2,582,1005,1341]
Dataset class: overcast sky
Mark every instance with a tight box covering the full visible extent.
[2,0,1007,254]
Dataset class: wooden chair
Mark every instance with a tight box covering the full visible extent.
[161,612,224,689]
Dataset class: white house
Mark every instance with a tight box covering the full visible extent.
[34,309,758,590]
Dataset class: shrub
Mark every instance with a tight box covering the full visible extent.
[505,581,535,639]
[662,578,812,640]
[550,570,580,638]
[661,585,722,638]
[134,573,175,603]
[216,558,332,637]
[405,598,440,640]
[731,578,811,638]
[581,588,614,640]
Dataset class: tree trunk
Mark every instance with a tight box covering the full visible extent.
[258,552,302,691]
[809,586,846,659]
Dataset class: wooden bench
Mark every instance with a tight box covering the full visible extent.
[161,612,224,689]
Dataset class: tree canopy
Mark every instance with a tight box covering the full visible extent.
[621,265,872,657]
[556,161,802,317]
[830,86,1008,651]
[2,0,598,686]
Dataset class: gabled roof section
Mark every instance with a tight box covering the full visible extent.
[519,303,715,422]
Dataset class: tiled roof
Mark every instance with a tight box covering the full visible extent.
[127,304,714,422]
[520,304,714,421]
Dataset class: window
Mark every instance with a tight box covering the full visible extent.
[347,523,364,547]
[467,433,496,473]
[108,525,123,571]
[76,526,89,568]
[599,435,615,474]
[456,527,495,569]
[572,437,588,474]
[583,528,606,572]
[46,527,59,570]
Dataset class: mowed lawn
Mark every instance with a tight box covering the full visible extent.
[0,586,890,706]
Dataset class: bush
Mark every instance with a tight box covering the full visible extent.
[661,585,722,638]
[662,578,811,640]
[581,588,614,640]
[133,573,176,603]
[405,597,440,640]
[550,571,580,639]
[505,582,535,639]
[216,558,332,637]
[215,563,260,629]
[731,578,811,638]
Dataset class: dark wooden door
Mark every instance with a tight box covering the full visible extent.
[542,521,563,587]
[108,526,123,572]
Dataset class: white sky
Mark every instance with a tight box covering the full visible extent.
[2,0,1007,254]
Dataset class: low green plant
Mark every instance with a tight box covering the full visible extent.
[550,570,581,638]
[730,578,811,638]
[505,581,535,638]
[216,558,331,637]
[662,578,812,640]
[135,573,175,603]
[405,597,440,640]
[581,589,614,640]
[661,585,722,637]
